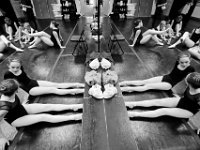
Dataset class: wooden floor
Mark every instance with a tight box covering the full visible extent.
[0,17,200,150]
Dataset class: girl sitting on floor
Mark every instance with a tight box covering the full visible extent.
[120,52,195,92]
[171,15,183,37]
[4,17,17,41]
[0,79,82,150]
[23,20,65,49]
[168,26,200,49]
[4,57,84,97]
[129,19,169,47]
[156,20,167,42]
[22,22,37,45]
[126,72,200,119]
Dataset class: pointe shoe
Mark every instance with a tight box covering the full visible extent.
[102,70,118,85]
[100,58,111,69]
[88,84,103,99]
[103,84,118,99]
[89,58,100,70]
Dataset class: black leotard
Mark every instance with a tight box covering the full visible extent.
[4,68,39,93]
[0,96,27,124]
[50,28,60,48]
[177,87,200,114]
[162,61,195,87]
[132,26,147,45]
[191,29,200,43]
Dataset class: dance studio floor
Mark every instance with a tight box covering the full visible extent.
[1,17,200,150]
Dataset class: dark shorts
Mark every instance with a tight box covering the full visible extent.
[162,75,176,87]
[5,105,28,124]
[23,80,39,93]
[177,99,200,114]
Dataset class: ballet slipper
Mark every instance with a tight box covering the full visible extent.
[88,84,103,99]
[85,70,101,86]
[103,84,118,99]
[102,70,118,85]
[89,58,100,70]
[100,58,111,69]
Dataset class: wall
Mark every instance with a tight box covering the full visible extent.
[192,3,200,19]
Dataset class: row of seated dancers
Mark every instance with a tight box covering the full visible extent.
[0,18,66,59]
[129,18,200,60]
[0,20,200,149]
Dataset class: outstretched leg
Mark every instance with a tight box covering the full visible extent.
[120,82,172,92]
[128,108,193,119]
[37,80,85,89]
[23,103,83,113]
[0,35,23,52]
[29,86,84,96]
[125,96,180,108]
[119,76,163,86]
[11,113,82,127]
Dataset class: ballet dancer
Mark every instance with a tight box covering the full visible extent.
[0,79,82,150]
[129,19,169,47]
[120,52,195,92]
[23,20,65,49]
[126,72,200,119]
[4,57,85,97]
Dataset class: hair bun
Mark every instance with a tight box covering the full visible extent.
[0,85,6,91]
